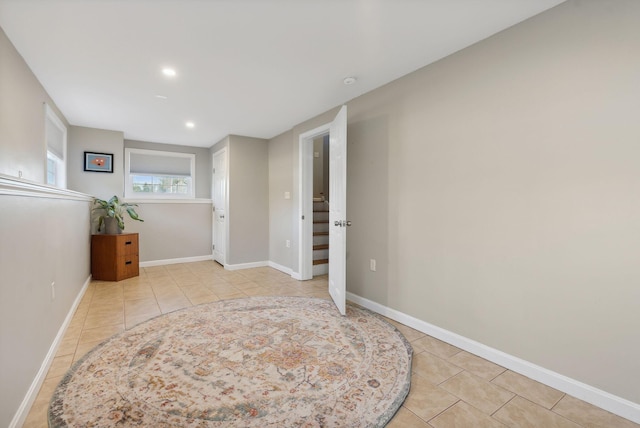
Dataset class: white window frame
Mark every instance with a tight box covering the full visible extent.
[44,103,67,188]
[124,148,196,199]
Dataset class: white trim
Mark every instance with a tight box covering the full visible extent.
[297,123,331,281]
[268,261,293,276]
[225,261,269,271]
[346,292,640,424]
[141,257,274,272]
[10,275,92,428]
[139,255,213,268]
[0,174,93,201]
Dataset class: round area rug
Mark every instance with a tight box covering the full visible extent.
[49,296,412,427]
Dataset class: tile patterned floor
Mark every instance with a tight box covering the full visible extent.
[23,261,638,427]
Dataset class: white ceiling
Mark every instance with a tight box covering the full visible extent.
[0,0,564,148]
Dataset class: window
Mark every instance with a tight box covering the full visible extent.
[125,148,196,199]
[46,153,58,185]
[44,104,67,188]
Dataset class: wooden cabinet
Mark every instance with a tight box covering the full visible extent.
[91,233,139,281]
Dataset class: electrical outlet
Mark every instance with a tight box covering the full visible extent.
[51,281,56,300]
[286,240,291,248]
[370,259,376,272]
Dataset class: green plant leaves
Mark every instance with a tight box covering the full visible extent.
[126,207,143,222]
[93,195,144,231]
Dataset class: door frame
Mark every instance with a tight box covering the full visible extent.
[298,123,331,280]
[212,147,229,267]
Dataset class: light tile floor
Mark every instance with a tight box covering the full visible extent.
[23,261,638,428]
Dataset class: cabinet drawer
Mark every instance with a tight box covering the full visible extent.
[115,234,138,256]
[117,254,139,279]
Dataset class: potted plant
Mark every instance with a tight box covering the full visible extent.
[93,195,144,234]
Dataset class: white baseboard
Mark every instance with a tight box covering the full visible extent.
[141,257,286,275]
[10,275,92,428]
[225,260,269,271]
[268,261,293,276]
[140,255,213,268]
[346,292,640,425]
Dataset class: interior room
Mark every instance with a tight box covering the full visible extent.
[1,0,639,426]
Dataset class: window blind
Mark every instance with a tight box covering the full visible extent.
[129,152,191,176]
[46,114,65,159]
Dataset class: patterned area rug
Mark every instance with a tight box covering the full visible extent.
[49,296,412,427]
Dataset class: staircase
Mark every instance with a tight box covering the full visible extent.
[312,199,329,275]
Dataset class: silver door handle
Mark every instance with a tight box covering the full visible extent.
[346,221,352,226]
[334,220,352,227]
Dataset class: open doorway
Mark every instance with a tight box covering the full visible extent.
[298,124,330,280]
[311,134,330,275]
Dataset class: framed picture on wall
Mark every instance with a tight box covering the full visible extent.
[84,152,113,173]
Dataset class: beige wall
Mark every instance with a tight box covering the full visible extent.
[268,130,294,268]
[270,0,640,406]
[125,201,212,263]
[0,191,91,427]
[0,26,68,182]
[68,126,125,197]
[227,135,269,265]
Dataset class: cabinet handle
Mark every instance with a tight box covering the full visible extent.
[125,261,132,265]
[125,241,132,245]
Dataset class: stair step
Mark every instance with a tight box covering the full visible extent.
[313,259,329,265]
[313,244,329,250]
[313,220,329,224]
[313,212,329,223]
[313,222,329,233]
[313,231,329,236]
[313,234,329,246]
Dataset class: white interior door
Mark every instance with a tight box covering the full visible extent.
[213,148,227,266]
[329,105,348,315]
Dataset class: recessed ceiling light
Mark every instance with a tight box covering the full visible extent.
[343,76,357,85]
[162,68,176,77]
[185,121,195,129]
[155,95,168,100]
